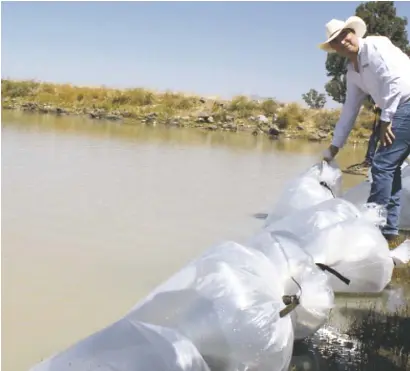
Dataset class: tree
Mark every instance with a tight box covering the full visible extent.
[356,1,410,53]
[324,55,348,104]
[302,89,327,109]
[324,1,410,104]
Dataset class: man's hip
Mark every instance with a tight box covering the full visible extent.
[392,99,410,140]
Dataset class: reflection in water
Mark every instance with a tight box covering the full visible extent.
[3,110,405,371]
[1,109,367,159]
[290,285,410,371]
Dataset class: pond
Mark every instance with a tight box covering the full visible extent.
[2,110,409,371]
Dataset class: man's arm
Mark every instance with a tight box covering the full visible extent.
[331,75,367,149]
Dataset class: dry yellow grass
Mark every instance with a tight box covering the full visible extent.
[1,79,376,142]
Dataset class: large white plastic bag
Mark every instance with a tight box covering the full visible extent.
[245,230,334,340]
[391,239,410,266]
[265,161,342,225]
[127,241,294,371]
[29,320,210,371]
[264,198,386,245]
[301,218,394,293]
[343,160,410,231]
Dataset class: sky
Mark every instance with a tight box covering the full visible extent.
[2,1,410,108]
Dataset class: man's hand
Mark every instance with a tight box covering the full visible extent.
[379,120,395,146]
[322,145,339,163]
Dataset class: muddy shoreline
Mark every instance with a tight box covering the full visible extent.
[2,102,373,147]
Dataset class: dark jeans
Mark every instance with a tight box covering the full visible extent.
[367,100,410,235]
[365,119,380,164]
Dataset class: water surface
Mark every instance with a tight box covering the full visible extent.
[2,110,396,371]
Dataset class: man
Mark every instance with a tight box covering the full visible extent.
[364,104,382,166]
[344,103,381,174]
[319,16,410,243]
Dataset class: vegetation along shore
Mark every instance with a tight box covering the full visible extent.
[1,79,377,144]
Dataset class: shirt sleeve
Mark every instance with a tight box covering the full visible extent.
[368,38,402,122]
[331,74,367,148]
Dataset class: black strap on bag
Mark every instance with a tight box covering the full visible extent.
[319,181,335,198]
[318,161,336,198]
[315,263,351,285]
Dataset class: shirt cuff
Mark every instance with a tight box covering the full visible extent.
[380,109,394,122]
[331,136,343,149]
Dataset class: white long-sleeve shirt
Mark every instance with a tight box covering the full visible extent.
[332,36,410,148]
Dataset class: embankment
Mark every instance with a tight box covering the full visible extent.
[1,79,375,144]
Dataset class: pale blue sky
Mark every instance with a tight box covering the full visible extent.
[2,1,410,107]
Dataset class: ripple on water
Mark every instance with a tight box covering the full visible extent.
[290,284,410,370]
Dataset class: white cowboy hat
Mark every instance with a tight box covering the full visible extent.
[319,16,367,53]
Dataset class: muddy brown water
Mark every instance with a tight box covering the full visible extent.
[2,110,409,371]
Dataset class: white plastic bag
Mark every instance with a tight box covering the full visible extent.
[128,241,295,371]
[29,320,210,371]
[245,231,334,340]
[300,218,394,293]
[264,197,386,245]
[265,161,342,225]
[343,161,410,231]
[390,239,410,266]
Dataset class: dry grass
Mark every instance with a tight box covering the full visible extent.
[1,79,197,115]
[1,79,376,141]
